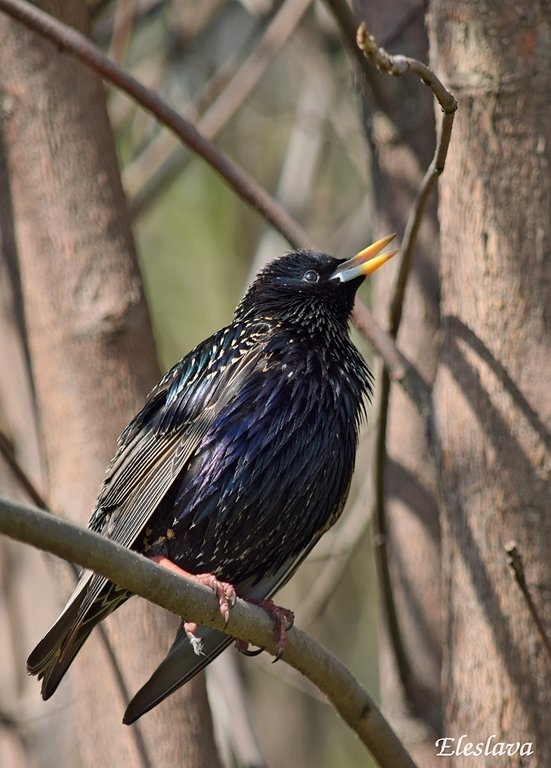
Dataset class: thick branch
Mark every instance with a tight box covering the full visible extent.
[0,495,417,768]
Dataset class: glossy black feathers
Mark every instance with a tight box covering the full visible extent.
[27,249,374,722]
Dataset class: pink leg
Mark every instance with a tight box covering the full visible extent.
[236,598,295,661]
[149,555,236,626]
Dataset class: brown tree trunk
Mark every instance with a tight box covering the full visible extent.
[354,2,442,764]
[429,1,551,764]
[0,2,222,766]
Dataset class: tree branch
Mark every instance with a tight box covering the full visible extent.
[0,0,311,250]
[0,495,418,768]
[125,0,313,218]
[0,0,430,414]
[356,21,456,716]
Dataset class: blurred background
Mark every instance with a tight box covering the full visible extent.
[0,1,442,767]
[6,1,548,768]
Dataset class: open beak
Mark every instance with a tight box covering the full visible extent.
[330,234,398,283]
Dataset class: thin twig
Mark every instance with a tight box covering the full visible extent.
[0,496,419,768]
[357,21,457,339]
[126,0,313,218]
[0,0,429,411]
[505,541,551,666]
[107,0,136,65]
[0,429,47,509]
[321,0,392,116]
[356,21,456,715]
[0,0,311,250]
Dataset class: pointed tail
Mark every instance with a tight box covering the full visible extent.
[27,577,129,699]
[123,625,232,724]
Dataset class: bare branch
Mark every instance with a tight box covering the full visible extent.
[356,21,456,715]
[0,429,47,510]
[126,0,313,217]
[0,495,418,768]
[0,0,311,250]
[107,0,136,65]
[356,21,457,336]
[0,0,430,415]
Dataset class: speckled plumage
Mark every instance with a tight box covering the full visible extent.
[27,248,376,723]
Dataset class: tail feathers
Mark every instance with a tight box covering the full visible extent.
[123,625,232,724]
[27,580,129,700]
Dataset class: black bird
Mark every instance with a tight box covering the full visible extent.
[27,235,396,724]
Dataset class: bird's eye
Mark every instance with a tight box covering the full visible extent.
[303,270,319,283]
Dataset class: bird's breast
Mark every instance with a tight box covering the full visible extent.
[150,344,365,587]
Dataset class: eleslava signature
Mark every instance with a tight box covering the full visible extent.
[435,735,534,758]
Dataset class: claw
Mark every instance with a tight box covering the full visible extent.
[149,556,236,627]
[235,639,264,657]
[194,573,236,627]
[248,598,294,661]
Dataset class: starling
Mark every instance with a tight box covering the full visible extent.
[27,235,397,724]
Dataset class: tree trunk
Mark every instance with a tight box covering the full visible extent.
[354,2,442,763]
[429,1,551,764]
[0,2,222,766]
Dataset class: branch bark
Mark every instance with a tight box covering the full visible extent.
[0,495,419,768]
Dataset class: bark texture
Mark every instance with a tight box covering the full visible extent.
[354,2,442,763]
[0,2,222,767]
[429,1,551,765]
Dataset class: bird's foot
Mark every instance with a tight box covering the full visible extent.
[235,599,294,661]
[148,556,236,626]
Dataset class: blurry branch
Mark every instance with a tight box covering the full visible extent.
[505,542,551,666]
[321,0,391,115]
[248,60,331,276]
[0,496,419,768]
[107,0,135,64]
[357,22,457,715]
[0,435,153,767]
[299,465,374,627]
[0,0,311,249]
[353,303,430,413]
[126,0,313,218]
[0,429,47,510]
[0,0,430,413]
[208,654,268,768]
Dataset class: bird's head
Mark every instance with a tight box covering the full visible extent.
[235,234,398,328]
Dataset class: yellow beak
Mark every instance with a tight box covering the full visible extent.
[330,234,398,282]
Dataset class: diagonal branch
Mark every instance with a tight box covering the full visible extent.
[0,0,429,411]
[0,496,418,768]
[0,0,311,250]
[125,0,313,218]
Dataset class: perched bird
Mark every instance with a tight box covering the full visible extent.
[27,235,396,724]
